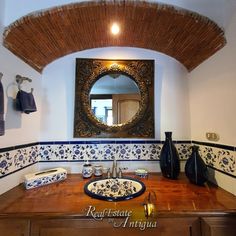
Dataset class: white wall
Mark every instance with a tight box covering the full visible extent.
[188,11,236,195]
[0,0,5,29]
[0,0,41,194]
[189,11,236,147]
[0,164,38,195]
[41,47,190,141]
[0,0,42,148]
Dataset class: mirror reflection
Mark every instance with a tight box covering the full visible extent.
[90,73,141,126]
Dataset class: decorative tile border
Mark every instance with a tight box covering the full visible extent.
[198,144,235,178]
[38,142,187,162]
[0,140,235,179]
[0,142,39,178]
[177,143,192,159]
[192,140,236,178]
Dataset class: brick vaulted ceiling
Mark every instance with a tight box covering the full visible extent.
[3,1,226,73]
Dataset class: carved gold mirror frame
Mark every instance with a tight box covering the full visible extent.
[74,59,154,138]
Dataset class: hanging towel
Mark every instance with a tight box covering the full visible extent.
[0,79,4,136]
[16,90,37,114]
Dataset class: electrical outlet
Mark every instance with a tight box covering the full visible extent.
[206,132,219,141]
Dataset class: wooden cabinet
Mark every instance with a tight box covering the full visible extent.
[1,216,236,236]
[0,219,29,236]
[30,217,200,236]
[201,216,236,236]
[31,219,119,236]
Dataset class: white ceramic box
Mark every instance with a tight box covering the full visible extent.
[24,167,67,189]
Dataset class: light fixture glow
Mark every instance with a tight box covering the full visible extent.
[111,23,120,35]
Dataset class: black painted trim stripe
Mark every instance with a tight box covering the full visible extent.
[192,141,235,151]
[207,165,236,179]
[39,140,232,147]
[39,140,190,145]
[0,142,39,153]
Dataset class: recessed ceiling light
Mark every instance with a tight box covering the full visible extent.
[111,23,120,35]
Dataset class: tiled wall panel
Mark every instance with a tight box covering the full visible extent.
[0,141,235,179]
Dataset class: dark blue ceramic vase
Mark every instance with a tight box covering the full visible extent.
[185,145,208,185]
[160,132,180,179]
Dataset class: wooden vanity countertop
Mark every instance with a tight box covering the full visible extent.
[0,173,235,218]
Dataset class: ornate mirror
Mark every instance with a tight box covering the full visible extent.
[74,59,154,138]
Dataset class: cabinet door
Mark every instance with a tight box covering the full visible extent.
[152,217,200,236]
[201,216,236,236]
[31,217,200,236]
[0,219,30,236]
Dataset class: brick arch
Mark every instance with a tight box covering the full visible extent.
[3,1,226,73]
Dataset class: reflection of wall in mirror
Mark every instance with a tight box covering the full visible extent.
[91,99,112,124]
[90,74,139,95]
[112,94,141,124]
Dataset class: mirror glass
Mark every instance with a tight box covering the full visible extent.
[90,73,141,126]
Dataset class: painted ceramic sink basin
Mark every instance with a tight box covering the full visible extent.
[84,177,146,201]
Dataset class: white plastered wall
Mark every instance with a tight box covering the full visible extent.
[0,0,42,194]
[40,47,190,141]
[189,12,236,195]
[189,12,236,147]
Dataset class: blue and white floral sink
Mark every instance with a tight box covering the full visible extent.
[84,177,146,201]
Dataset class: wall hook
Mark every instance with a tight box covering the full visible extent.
[15,74,33,91]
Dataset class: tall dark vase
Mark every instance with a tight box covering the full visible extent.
[185,145,208,186]
[160,132,180,179]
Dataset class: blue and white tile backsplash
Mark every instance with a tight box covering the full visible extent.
[0,140,235,179]
[0,143,39,177]
[40,142,172,161]
[196,142,235,177]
